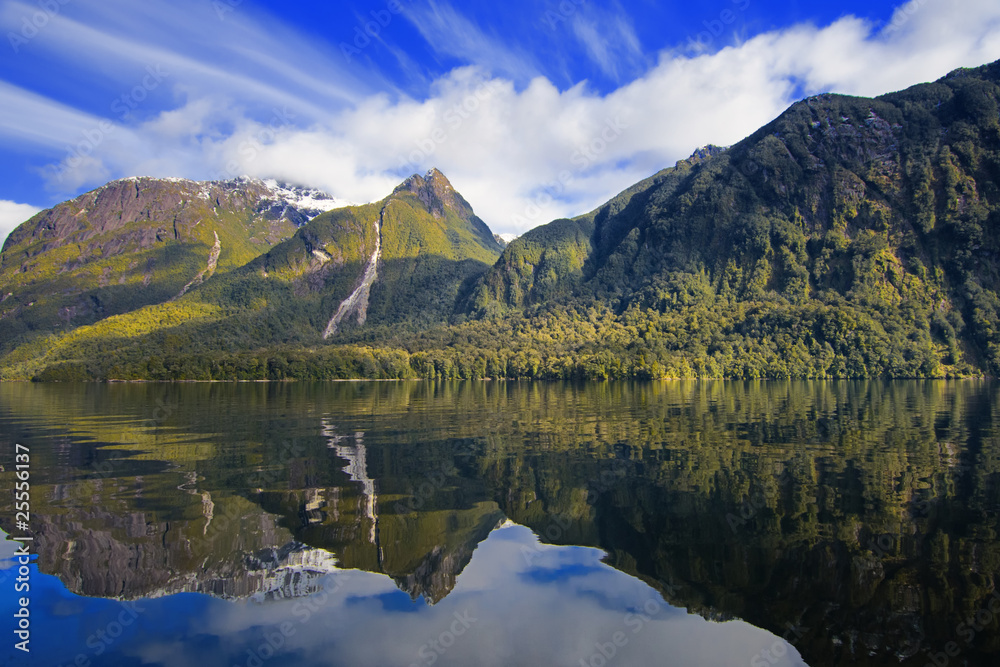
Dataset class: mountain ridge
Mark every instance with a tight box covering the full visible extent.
[451,58,1000,378]
[0,168,504,379]
[5,59,1000,380]
[0,175,351,363]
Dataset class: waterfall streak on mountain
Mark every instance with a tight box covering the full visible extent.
[173,230,221,300]
[323,209,383,338]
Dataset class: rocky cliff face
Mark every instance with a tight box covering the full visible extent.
[4,176,345,256]
[29,485,343,600]
[26,473,504,605]
[392,168,471,219]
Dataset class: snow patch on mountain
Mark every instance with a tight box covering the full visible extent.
[83,176,352,224]
[261,179,353,218]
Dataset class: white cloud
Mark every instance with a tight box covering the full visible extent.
[4,0,1000,235]
[119,523,806,667]
[0,0,369,108]
[0,201,42,248]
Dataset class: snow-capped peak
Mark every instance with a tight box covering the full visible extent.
[261,179,353,218]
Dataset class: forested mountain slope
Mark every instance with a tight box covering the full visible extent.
[458,60,1000,378]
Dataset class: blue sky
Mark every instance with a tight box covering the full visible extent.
[2,0,1000,242]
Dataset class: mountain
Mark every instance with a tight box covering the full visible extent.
[466,144,727,315]
[6,393,510,605]
[0,169,502,380]
[221,167,502,335]
[5,59,1000,380]
[0,176,346,358]
[493,233,519,248]
[27,489,343,602]
[457,61,1000,378]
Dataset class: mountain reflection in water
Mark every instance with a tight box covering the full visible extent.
[1,380,998,666]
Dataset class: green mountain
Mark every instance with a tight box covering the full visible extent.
[466,146,727,315]
[0,169,502,380]
[5,59,1000,380]
[0,176,345,356]
[207,167,502,337]
[456,61,1000,378]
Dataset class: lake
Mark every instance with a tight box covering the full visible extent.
[1,380,998,666]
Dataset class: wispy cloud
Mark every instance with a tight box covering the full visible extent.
[570,5,645,83]
[0,81,110,149]
[0,0,367,115]
[401,0,541,81]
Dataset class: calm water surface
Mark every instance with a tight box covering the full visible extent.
[1,381,998,666]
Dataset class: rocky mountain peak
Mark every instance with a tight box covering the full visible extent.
[392,168,470,218]
[689,144,728,161]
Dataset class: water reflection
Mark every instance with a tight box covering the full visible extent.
[2,523,806,667]
[1,380,998,666]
